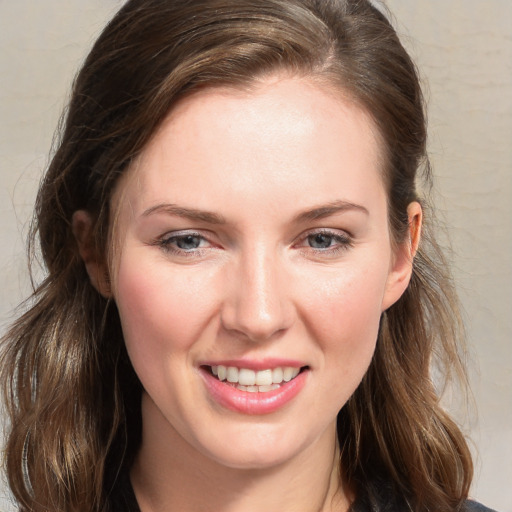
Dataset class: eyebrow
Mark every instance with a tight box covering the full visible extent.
[141,203,227,224]
[141,199,368,225]
[292,200,369,223]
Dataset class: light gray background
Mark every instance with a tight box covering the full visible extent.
[1,2,510,511]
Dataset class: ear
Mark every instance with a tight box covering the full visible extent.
[72,210,111,298]
[381,202,422,311]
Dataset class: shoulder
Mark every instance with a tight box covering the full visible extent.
[465,500,499,512]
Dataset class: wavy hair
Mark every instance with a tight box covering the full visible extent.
[1,1,472,510]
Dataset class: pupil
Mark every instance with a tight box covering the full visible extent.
[177,235,200,250]
[309,233,332,249]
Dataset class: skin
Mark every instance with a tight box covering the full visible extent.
[74,75,421,512]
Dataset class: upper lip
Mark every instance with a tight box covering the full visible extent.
[199,358,307,371]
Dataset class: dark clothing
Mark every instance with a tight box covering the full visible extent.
[465,502,498,512]
[108,471,498,512]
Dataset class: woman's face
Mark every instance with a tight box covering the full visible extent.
[108,76,414,470]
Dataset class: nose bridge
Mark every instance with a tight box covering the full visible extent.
[222,241,291,341]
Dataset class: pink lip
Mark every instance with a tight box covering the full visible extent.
[200,358,305,371]
[200,367,308,415]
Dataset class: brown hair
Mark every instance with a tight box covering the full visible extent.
[1,1,472,510]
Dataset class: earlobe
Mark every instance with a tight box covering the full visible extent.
[72,210,111,298]
[381,202,422,311]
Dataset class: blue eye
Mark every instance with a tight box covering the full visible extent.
[173,234,203,250]
[298,229,352,256]
[157,232,209,255]
[307,233,336,249]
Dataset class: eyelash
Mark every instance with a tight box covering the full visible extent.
[295,229,353,256]
[154,229,353,258]
[156,231,211,258]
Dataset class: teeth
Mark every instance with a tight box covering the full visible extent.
[238,368,256,386]
[236,384,280,393]
[272,367,283,384]
[226,366,239,383]
[284,367,299,382]
[217,365,227,381]
[257,384,280,392]
[255,369,273,386]
[211,365,302,389]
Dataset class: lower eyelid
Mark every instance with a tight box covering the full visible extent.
[157,241,208,259]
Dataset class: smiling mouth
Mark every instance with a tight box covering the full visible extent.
[204,365,307,393]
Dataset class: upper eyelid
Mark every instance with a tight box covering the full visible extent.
[304,227,349,235]
[161,230,205,239]
[297,227,352,240]
[160,229,214,242]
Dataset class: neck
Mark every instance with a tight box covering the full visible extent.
[130,394,351,512]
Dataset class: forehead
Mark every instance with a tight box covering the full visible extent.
[113,75,385,217]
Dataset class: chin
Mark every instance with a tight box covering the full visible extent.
[194,422,319,471]
[209,446,297,471]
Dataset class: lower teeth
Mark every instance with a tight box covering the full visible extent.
[236,384,281,393]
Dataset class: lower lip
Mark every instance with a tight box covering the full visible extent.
[201,368,308,415]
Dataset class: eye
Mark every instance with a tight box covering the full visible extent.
[173,234,203,251]
[156,231,211,255]
[307,232,338,249]
[295,229,353,256]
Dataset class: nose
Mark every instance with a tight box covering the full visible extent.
[220,248,294,342]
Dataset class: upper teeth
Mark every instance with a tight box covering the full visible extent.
[211,365,300,385]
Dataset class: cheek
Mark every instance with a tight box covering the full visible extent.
[114,252,219,358]
[296,262,387,396]
[300,265,386,343]
[286,267,385,423]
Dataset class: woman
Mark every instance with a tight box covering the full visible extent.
[0,1,497,511]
